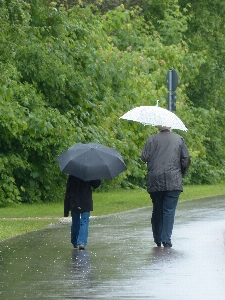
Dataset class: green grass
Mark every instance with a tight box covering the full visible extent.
[93,183,225,215]
[0,219,58,241]
[0,184,225,241]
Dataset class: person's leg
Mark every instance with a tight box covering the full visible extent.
[161,190,180,246]
[77,211,90,247]
[71,211,80,248]
[150,192,164,246]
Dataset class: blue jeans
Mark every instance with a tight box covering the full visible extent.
[150,191,180,244]
[71,211,90,247]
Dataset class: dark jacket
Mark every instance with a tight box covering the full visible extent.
[64,175,101,217]
[141,130,190,193]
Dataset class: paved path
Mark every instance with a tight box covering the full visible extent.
[1,195,225,300]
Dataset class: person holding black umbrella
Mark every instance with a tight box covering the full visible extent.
[58,142,126,249]
[141,126,190,248]
[64,175,101,250]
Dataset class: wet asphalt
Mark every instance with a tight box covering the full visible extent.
[0,195,225,300]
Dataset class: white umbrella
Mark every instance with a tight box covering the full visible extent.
[120,106,188,131]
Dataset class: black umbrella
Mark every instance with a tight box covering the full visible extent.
[56,143,127,181]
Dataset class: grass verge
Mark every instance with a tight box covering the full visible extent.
[0,184,225,241]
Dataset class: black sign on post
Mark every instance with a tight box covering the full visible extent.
[166,69,178,111]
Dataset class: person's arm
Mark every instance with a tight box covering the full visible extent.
[180,139,191,177]
[90,179,101,189]
[64,176,71,217]
[141,138,151,163]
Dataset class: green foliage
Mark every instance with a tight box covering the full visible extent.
[179,0,225,108]
[0,0,224,206]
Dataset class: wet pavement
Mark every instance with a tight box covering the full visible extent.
[1,195,225,300]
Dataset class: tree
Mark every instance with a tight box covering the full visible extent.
[0,0,224,206]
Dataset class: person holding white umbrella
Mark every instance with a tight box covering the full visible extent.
[141,125,190,247]
[121,105,190,247]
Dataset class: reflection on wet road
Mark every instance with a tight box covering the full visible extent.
[1,195,225,299]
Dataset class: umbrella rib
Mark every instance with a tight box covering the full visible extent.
[93,150,113,176]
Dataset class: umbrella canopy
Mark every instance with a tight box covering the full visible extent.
[56,143,127,181]
[120,106,188,131]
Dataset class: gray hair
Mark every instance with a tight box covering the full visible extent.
[157,126,171,131]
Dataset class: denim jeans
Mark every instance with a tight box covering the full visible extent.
[71,211,90,247]
[150,190,180,244]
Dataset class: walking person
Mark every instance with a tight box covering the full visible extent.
[141,126,190,247]
[64,175,101,250]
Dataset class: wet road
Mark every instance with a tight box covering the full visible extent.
[1,195,225,300]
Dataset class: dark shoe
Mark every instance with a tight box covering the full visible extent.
[78,244,85,250]
[162,242,172,248]
[155,242,161,247]
[154,239,161,247]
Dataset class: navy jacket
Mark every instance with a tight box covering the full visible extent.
[64,175,101,217]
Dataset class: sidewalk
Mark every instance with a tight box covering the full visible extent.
[1,195,225,300]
